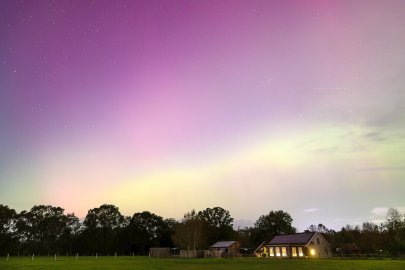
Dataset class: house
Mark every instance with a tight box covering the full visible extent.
[210,241,240,257]
[258,232,331,258]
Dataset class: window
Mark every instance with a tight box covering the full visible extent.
[298,247,303,257]
[269,247,274,257]
[275,247,281,257]
[281,247,287,257]
[291,247,297,257]
[317,238,320,245]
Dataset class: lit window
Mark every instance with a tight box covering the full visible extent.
[275,247,281,257]
[281,247,287,257]
[298,247,303,257]
[292,247,297,257]
[310,249,316,256]
[269,247,274,257]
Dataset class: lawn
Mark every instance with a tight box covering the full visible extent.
[1,256,404,270]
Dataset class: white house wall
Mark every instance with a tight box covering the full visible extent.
[305,232,332,258]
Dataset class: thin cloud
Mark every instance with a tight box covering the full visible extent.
[303,208,320,213]
[371,207,389,217]
[356,167,405,172]
[363,131,386,141]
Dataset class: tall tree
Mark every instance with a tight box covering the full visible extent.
[84,204,124,230]
[83,204,124,254]
[0,204,16,255]
[383,208,405,255]
[161,218,177,247]
[127,211,167,254]
[358,222,383,253]
[58,213,81,254]
[307,223,333,234]
[29,205,68,254]
[14,210,33,254]
[252,210,296,245]
[172,210,207,250]
[197,207,234,244]
[385,208,402,232]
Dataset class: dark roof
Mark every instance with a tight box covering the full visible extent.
[269,232,314,245]
[210,241,236,248]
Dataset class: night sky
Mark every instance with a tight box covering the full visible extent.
[1,0,405,231]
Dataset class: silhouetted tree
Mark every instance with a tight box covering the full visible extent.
[29,205,69,254]
[0,204,16,255]
[161,218,177,247]
[357,222,383,253]
[172,210,207,250]
[251,210,296,246]
[58,213,81,254]
[307,223,333,234]
[383,208,405,255]
[126,211,169,254]
[4,203,405,257]
[83,204,124,254]
[197,207,234,244]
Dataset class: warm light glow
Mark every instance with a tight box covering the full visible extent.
[282,247,287,257]
[310,249,316,256]
[298,247,304,257]
[292,247,297,257]
[275,247,281,257]
[269,247,274,257]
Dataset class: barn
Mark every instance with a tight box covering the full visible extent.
[210,241,240,257]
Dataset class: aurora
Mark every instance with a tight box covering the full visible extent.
[1,0,404,230]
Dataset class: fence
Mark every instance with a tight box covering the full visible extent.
[179,250,211,258]
[149,248,171,258]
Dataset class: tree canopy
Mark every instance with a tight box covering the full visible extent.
[252,210,296,245]
[1,204,405,256]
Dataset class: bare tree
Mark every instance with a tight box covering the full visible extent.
[172,210,207,250]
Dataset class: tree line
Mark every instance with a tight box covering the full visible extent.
[0,204,404,256]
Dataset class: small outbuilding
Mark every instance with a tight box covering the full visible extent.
[210,241,240,258]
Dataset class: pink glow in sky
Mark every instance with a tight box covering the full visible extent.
[1,0,405,230]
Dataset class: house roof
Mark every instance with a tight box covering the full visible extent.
[210,241,236,248]
[269,232,315,245]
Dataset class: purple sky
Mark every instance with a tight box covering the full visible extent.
[1,0,405,231]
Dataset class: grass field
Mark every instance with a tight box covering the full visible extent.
[1,256,405,270]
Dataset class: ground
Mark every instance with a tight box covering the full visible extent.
[0,256,405,270]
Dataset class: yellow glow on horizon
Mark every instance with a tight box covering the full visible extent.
[100,123,404,218]
[106,131,316,216]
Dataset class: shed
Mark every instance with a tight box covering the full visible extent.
[210,241,240,257]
